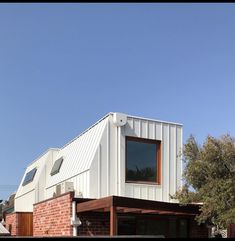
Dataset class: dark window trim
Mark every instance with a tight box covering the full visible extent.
[125,136,161,185]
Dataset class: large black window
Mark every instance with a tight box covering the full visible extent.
[50,157,63,176]
[126,137,161,184]
[22,168,37,186]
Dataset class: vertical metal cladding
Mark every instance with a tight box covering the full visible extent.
[91,114,183,202]
[122,116,183,202]
[16,112,183,209]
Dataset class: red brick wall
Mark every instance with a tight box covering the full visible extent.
[33,192,74,237]
[5,213,17,236]
[77,212,109,236]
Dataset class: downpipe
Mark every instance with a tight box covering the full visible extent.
[71,201,82,236]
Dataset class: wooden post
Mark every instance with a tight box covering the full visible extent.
[110,206,117,236]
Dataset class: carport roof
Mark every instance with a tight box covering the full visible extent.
[75,195,201,216]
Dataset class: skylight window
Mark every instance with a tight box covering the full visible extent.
[50,157,63,176]
[22,168,37,186]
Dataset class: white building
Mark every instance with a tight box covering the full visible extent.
[14,112,183,212]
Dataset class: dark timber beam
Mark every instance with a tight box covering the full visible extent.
[76,195,201,216]
[76,196,112,213]
[112,196,200,215]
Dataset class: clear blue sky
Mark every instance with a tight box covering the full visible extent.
[1,3,235,200]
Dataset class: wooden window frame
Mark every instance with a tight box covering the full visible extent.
[125,136,161,185]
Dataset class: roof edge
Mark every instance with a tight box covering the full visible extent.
[60,112,182,149]
[61,112,112,149]
[126,113,183,126]
[27,148,60,166]
[25,112,182,168]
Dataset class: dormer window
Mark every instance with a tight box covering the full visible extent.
[22,168,37,186]
[50,157,63,176]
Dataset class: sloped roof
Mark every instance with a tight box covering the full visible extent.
[46,114,109,188]
[15,149,59,198]
[17,112,182,191]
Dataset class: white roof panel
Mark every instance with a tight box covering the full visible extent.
[46,115,109,188]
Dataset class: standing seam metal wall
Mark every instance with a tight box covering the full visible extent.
[122,117,183,202]
[16,113,182,207]
[89,114,182,202]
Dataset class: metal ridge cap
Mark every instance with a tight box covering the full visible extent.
[127,113,183,126]
[60,112,112,149]
[27,148,60,166]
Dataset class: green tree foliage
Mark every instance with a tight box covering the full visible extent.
[172,134,235,229]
